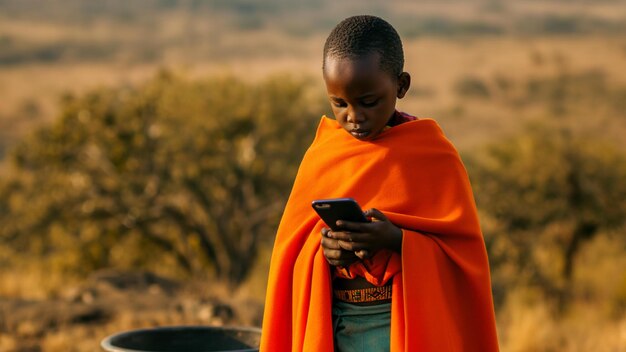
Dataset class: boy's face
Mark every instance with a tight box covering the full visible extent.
[323,53,410,141]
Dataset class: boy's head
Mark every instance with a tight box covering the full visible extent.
[323,15,410,141]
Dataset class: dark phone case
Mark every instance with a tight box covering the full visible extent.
[311,198,368,231]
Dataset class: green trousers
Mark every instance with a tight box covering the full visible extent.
[332,301,391,352]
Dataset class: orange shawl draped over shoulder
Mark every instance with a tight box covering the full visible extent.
[260,117,499,351]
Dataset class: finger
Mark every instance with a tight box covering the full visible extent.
[324,248,358,262]
[321,237,342,250]
[328,230,352,241]
[355,249,371,260]
[328,260,344,266]
[323,248,345,260]
[321,227,330,237]
[331,252,359,267]
[330,231,371,243]
[335,220,372,233]
[337,240,369,252]
[364,208,388,222]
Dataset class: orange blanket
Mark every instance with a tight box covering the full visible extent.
[261,116,499,351]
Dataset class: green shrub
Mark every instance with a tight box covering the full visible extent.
[466,123,626,309]
[0,71,322,286]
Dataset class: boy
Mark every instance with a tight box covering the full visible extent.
[261,15,499,351]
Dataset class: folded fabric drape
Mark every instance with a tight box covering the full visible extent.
[261,116,499,351]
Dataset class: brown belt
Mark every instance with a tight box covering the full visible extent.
[333,285,392,303]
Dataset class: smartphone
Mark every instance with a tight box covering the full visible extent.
[311,198,368,231]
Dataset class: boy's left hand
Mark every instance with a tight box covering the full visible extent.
[327,208,403,259]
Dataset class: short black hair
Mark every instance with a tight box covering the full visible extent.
[323,15,404,77]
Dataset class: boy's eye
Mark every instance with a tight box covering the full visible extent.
[361,99,379,107]
[332,101,347,108]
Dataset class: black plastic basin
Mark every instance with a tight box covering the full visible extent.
[101,326,261,352]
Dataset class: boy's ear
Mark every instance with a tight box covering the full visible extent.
[396,72,411,99]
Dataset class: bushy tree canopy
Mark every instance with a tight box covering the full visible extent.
[0,72,322,285]
[466,124,626,306]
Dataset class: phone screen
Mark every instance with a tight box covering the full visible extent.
[311,198,368,231]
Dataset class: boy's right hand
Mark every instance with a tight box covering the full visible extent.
[321,227,359,267]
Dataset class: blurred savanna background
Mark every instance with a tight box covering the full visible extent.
[1,0,625,351]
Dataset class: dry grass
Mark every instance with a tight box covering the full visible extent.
[0,260,269,352]
[498,293,626,352]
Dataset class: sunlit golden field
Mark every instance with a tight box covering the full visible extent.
[3,34,626,152]
[1,0,626,351]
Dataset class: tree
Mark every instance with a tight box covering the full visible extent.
[466,123,626,308]
[0,71,322,286]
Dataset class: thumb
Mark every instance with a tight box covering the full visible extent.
[364,208,388,222]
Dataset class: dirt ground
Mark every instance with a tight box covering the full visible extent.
[0,270,264,352]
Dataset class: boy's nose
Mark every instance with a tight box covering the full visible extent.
[346,108,365,124]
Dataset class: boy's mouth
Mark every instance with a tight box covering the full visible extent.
[350,129,370,139]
